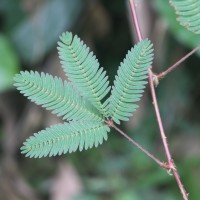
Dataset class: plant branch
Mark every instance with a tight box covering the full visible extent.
[157,45,200,80]
[149,71,188,199]
[148,70,172,164]
[129,0,188,199]
[106,120,169,170]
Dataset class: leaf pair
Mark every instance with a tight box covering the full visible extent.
[14,32,154,158]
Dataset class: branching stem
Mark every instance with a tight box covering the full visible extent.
[106,119,169,170]
[148,70,172,164]
[129,0,188,199]
[157,45,200,80]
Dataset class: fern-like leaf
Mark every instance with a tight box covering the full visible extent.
[57,32,111,117]
[14,71,103,122]
[170,0,200,34]
[21,121,110,158]
[108,39,154,124]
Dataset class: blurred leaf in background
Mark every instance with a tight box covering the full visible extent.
[154,0,200,51]
[10,0,83,64]
[0,34,19,92]
[0,0,25,32]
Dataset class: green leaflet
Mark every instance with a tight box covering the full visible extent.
[170,0,200,34]
[108,39,153,124]
[14,31,155,158]
[14,71,103,122]
[21,121,110,158]
[57,32,111,116]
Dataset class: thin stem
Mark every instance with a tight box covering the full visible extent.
[149,55,189,200]
[129,0,143,41]
[157,45,200,80]
[106,120,169,169]
[149,71,189,200]
[173,164,189,200]
[129,0,188,199]
[149,70,172,163]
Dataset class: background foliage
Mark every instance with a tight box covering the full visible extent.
[0,0,200,199]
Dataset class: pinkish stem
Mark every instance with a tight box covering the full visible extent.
[148,70,172,164]
[157,45,200,80]
[129,0,143,41]
[129,0,188,199]
[106,120,169,170]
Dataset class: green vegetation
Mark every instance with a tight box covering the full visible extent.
[14,33,153,158]
[0,0,200,199]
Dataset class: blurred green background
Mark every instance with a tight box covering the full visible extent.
[0,0,200,199]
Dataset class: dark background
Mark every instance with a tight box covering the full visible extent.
[0,0,200,199]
